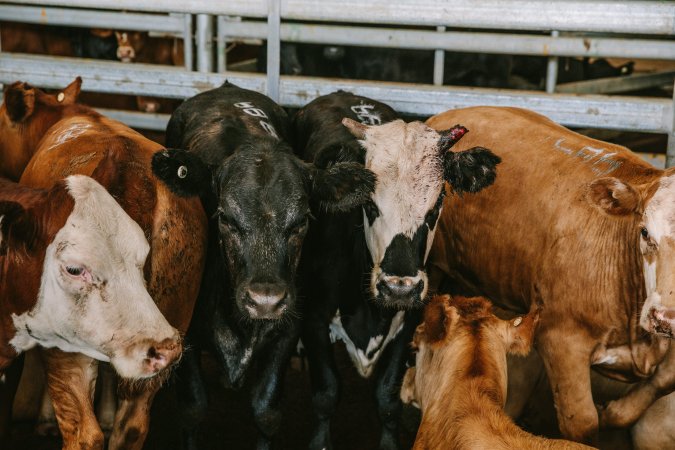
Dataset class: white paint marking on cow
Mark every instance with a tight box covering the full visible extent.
[351,103,382,125]
[234,101,279,138]
[329,309,405,378]
[45,120,93,153]
[552,137,622,176]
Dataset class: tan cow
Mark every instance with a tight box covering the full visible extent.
[401,294,592,449]
[426,106,675,443]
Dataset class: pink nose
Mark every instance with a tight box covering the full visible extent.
[117,46,135,61]
[246,283,287,319]
[143,336,182,374]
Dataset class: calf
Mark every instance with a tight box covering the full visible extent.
[293,91,501,449]
[151,81,376,449]
[401,294,591,450]
[0,78,207,450]
[427,106,675,443]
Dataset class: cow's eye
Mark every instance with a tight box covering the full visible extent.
[65,266,84,276]
[641,227,650,240]
[216,211,242,234]
[289,217,309,236]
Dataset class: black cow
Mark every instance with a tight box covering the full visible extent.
[151,82,377,449]
[293,91,502,449]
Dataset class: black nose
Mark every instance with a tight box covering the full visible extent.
[246,283,287,319]
[378,275,422,298]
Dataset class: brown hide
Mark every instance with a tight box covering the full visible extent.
[0,179,74,371]
[426,106,673,442]
[3,80,207,449]
[404,295,591,450]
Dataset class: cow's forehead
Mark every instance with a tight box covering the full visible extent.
[64,175,149,265]
[645,174,675,243]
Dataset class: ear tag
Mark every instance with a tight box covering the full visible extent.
[512,317,523,327]
[57,92,65,102]
[177,165,188,179]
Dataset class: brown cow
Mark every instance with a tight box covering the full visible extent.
[426,106,675,443]
[400,294,592,449]
[0,78,207,450]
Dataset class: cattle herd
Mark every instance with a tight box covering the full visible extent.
[0,39,673,450]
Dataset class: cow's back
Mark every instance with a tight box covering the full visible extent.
[427,106,658,320]
[20,113,207,331]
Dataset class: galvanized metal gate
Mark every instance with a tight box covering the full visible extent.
[1,1,674,165]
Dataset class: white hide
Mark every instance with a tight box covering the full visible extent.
[329,309,405,378]
[640,174,675,331]
[10,175,177,379]
[358,120,444,299]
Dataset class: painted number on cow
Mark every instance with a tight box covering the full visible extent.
[553,138,622,176]
[351,104,382,125]
[233,102,279,138]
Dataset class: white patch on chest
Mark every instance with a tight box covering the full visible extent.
[329,310,405,378]
[46,121,93,152]
[234,101,278,138]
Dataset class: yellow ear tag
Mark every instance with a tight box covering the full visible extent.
[57,92,65,102]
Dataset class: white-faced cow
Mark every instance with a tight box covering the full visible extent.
[151,81,377,449]
[0,175,180,375]
[293,91,501,450]
[427,106,675,444]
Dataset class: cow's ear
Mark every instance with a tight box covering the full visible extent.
[309,162,376,213]
[4,82,36,123]
[342,117,368,139]
[151,148,211,197]
[0,201,37,255]
[58,77,82,105]
[443,146,501,194]
[501,304,539,356]
[423,294,457,345]
[587,177,640,215]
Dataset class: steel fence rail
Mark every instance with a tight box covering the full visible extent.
[0,53,671,135]
[7,1,675,35]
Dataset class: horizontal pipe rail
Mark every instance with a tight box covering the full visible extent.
[556,71,675,95]
[223,21,675,60]
[0,53,671,134]
[4,1,674,35]
[0,5,184,33]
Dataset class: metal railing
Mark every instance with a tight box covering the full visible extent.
[1,1,674,166]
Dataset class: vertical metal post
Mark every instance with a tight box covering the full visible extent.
[266,0,281,101]
[183,14,193,71]
[196,14,213,73]
[545,30,559,93]
[217,16,226,73]
[667,79,675,168]
[433,26,446,86]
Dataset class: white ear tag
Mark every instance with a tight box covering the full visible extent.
[177,166,188,179]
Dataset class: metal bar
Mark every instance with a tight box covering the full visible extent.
[6,1,674,35]
[195,14,213,72]
[1,53,671,134]
[216,15,226,73]
[668,79,675,168]
[266,0,280,101]
[221,21,675,60]
[0,5,183,32]
[183,14,193,70]
[433,26,445,86]
[97,108,170,130]
[557,71,675,95]
[545,31,560,94]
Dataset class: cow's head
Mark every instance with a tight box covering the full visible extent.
[589,171,675,338]
[400,295,538,410]
[152,139,375,321]
[0,78,82,180]
[3,175,181,379]
[343,118,501,309]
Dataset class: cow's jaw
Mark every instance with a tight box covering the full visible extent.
[360,121,444,308]
[10,175,181,379]
[640,174,675,337]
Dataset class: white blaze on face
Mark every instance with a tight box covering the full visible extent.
[10,175,178,379]
[359,120,445,269]
[640,173,675,331]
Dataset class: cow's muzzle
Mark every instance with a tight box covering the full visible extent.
[375,273,426,309]
[244,282,288,320]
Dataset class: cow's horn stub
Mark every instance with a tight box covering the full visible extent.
[177,165,188,179]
